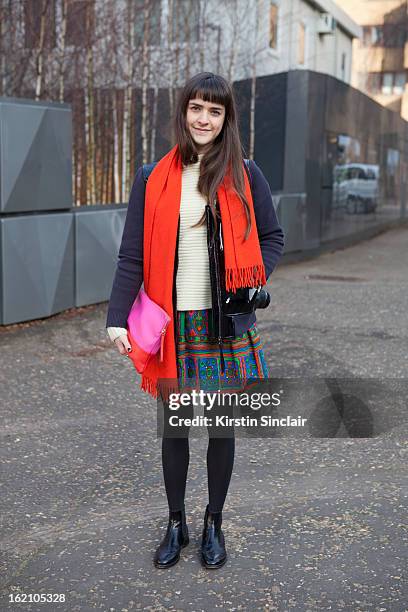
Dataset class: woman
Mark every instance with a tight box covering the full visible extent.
[106,72,285,569]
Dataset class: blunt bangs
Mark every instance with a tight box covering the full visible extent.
[189,75,230,109]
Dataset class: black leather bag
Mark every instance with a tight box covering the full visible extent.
[222,286,271,316]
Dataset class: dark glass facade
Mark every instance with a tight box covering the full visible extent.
[236,70,407,253]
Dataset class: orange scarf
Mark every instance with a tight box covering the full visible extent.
[140,144,266,400]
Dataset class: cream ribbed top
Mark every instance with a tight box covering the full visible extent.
[176,152,212,310]
[107,151,212,343]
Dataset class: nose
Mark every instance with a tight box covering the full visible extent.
[197,111,210,125]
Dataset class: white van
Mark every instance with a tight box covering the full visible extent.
[333,164,379,213]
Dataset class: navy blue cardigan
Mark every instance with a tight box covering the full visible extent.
[106,159,285,334]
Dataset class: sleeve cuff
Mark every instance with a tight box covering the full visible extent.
[107,326,128,343]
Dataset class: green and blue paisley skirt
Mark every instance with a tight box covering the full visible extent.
[176,309,269,392]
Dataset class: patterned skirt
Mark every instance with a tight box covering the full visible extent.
[176,309,269,392]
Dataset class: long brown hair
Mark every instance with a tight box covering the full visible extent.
[173,72,252,240]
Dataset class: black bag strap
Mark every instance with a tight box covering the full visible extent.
[142,158,253,191]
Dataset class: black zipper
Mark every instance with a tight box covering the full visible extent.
[172,217,180,350]
[209,199,226,375]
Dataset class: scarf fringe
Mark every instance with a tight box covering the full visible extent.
[140,374,181,402]
[225,264,267,292]
[140,374,158,399]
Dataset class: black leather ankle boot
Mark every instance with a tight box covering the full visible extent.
[201,504,227,568]
[153,507,189,568]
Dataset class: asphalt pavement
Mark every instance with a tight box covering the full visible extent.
[1,225,407,611]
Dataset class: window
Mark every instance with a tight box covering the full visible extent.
[341,52,346,80]
[366,72,381,93]
[394,72,406,94]
[66,0,95,47]
[382,73,393,94]
[362,25,383,47]
[371,25,383,45]
[298,22,305,65]
[362,23,406,48]
[381,72,406,95]
[24,0,56,49]
[269,2,278,50]
[362,26,371,46]
[134,0,162,47]
[170,0,199,45]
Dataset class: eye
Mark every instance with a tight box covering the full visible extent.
[190,105,221,115]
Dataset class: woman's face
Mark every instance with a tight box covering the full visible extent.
[186,97,226,153]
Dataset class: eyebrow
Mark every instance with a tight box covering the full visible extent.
[189,102,224,110]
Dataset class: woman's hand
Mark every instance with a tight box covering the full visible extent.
[114,333,133,355]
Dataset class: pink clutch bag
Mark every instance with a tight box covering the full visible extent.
[126,287,171,373]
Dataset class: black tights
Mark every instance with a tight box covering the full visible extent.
[161,435,235,513]
[161,401,235,513]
